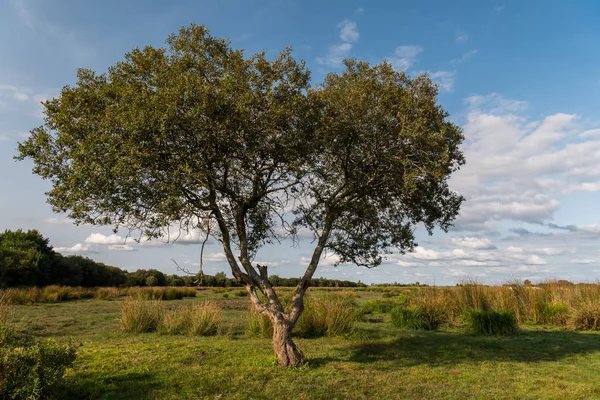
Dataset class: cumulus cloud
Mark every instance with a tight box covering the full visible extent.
[108,245,135,251]
[55,243,94,254]
[449,93,600,233]
[450,237,497,250]
[389,45,423,71]
[85,233,126,245]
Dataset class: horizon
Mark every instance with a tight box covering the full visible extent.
[2,0,600,286]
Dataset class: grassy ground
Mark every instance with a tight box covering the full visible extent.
[7,288,600,399]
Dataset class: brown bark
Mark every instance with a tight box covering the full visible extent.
[272,317,304,367]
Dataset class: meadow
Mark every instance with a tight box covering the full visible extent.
[2,282,600,399]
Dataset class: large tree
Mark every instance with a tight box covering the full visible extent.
[17,25,465,366]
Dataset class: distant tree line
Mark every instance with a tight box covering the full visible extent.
[0,230,367,288]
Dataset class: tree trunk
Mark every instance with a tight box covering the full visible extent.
[272,317,304,367]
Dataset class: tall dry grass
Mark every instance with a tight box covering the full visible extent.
[0,291,12,325]
[120,295,221,335]
[391,280,600,331]
[0,286,197,305]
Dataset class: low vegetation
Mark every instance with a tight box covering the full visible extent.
[3,285,197,304]
[120,296,221,335]
[467,311,519,336]
[3,281,600,398]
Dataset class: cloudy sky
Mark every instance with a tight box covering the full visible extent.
[1,0,600,285]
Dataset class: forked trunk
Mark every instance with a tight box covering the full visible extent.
[272,317,304,367]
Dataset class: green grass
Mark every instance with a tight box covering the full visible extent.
[6,288,600,399]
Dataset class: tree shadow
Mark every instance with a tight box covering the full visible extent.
[60,372,159,400]
[310,330,600,370]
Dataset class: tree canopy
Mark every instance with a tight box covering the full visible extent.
[18,24,465,366]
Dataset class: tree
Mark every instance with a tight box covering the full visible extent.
[0,229,56,287]
[17,25,465,366]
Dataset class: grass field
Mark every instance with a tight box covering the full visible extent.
[5,286,600,399]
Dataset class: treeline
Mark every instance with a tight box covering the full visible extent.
[0,229,366,288]
[198,272,366,288]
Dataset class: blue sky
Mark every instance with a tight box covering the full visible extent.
[2,0,600,285]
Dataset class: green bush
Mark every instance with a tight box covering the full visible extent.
[0,326,76,399]
[468,310,519,335]
[145,276,159,287]
[390,306,432,330]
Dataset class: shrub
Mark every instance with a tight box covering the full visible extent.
[567,303,600,331]
[390,306,432,330]
[119,296,163,333]
[0,326,76,400]
[235,290,247,297]
[145,276,159,287]
[468,310,518,335]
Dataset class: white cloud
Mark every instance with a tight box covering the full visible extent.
[465,93,528,114]
[525,255,547,265]
[455,31,469,43]
[85,233,126,245]
[428,70,455,92]
[206,253,227,262]
[317,43,353,67]
[450,237,496,250]
[43,217,72,225]
[572,259,596,264]
[0,84,30,102]
[317,19,359,67]
[108,245,135,251]
[451,49,478,67]
[449,94,600,233]
[389,45,423,71]
[338,20,359,43]
[55,243,93,254]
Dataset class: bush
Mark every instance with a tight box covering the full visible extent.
[468,310,518,335]
[0,326,76,399]
[567,303,600,331]
[145,276,159,287]
[119,296,163,333]
[390,306,432,330]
